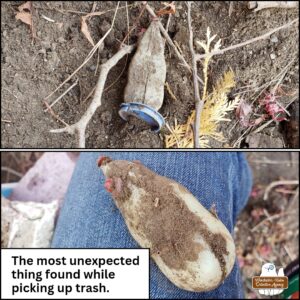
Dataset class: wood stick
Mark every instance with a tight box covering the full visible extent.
[143,2,204,85]
[50,44,135,148]
[196,18,298,60]
[264,180,299,200]
[248,1,299,11]
[44,2,120,102]
[187,2,203,148]
[44,79,78,112]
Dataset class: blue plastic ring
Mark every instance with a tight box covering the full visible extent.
[119,102,165,132]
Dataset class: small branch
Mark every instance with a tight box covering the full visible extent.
[50,44,135,148]
[248,1,299,11]
[143,2,204,85]
[44,79,79,112]
[120,2,146,46]
[1,119,12,123]
[263,180,299,200]
[1,166,23,178]
[196,18,298,60]
[44,101,69,127]
[251,211,297,232]
[187,2,203,148]
[44,1,120,103]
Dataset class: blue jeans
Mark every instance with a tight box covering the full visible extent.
[52,152,252,299]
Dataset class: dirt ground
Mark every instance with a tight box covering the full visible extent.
[1,1,299,148]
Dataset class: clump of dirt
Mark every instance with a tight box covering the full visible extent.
[1,1,298,148]
[104,159,228,282]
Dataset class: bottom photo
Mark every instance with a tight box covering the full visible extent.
[1,152,299,300]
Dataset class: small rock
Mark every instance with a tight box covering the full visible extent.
[3,30,7,37]
[41,40,51,50]
[127,124,135,131]
[57,36,66,43]
[270,53,276,60]
[270,34,278,43]
[47,51,60,70]
[89,65,96,71]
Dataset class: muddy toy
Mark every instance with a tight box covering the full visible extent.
[119,21,166,132]
[98,157,236,292]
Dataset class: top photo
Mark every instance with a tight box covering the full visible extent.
[1,1,299,149]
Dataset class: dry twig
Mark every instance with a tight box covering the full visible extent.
[44,101,69,127]
[143,1,203,85]
[248,1,299,11]
[50,44,135,147]
[44,79,79,112]
[187,2,203,148]
[195,18,298,60]
[251,211,297,232]
[263,180,299,200]
[44,2,121,104]
[120,2,147,46]
[1,166,23,178]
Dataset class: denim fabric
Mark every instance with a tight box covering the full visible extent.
[52,152,252,299]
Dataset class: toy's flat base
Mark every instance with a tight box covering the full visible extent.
[119,102,165,132]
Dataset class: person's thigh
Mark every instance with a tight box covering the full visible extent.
[52,152,252,299]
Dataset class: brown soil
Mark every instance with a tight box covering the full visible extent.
[1,1,298,148]
[102,159,228,284]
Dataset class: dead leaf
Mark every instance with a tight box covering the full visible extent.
[16,1,32,30]
[157,2,176,16]
[81,11,105,47]
[81,16,95,46]
[236,100,252,127]
[18,1,31,12]
[16,11,32,26]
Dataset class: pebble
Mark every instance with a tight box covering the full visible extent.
[57,36,66,43]
[89,65,96,71]
[270,35,278,43]
[127,124,135,131]
[270,53,276,60]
